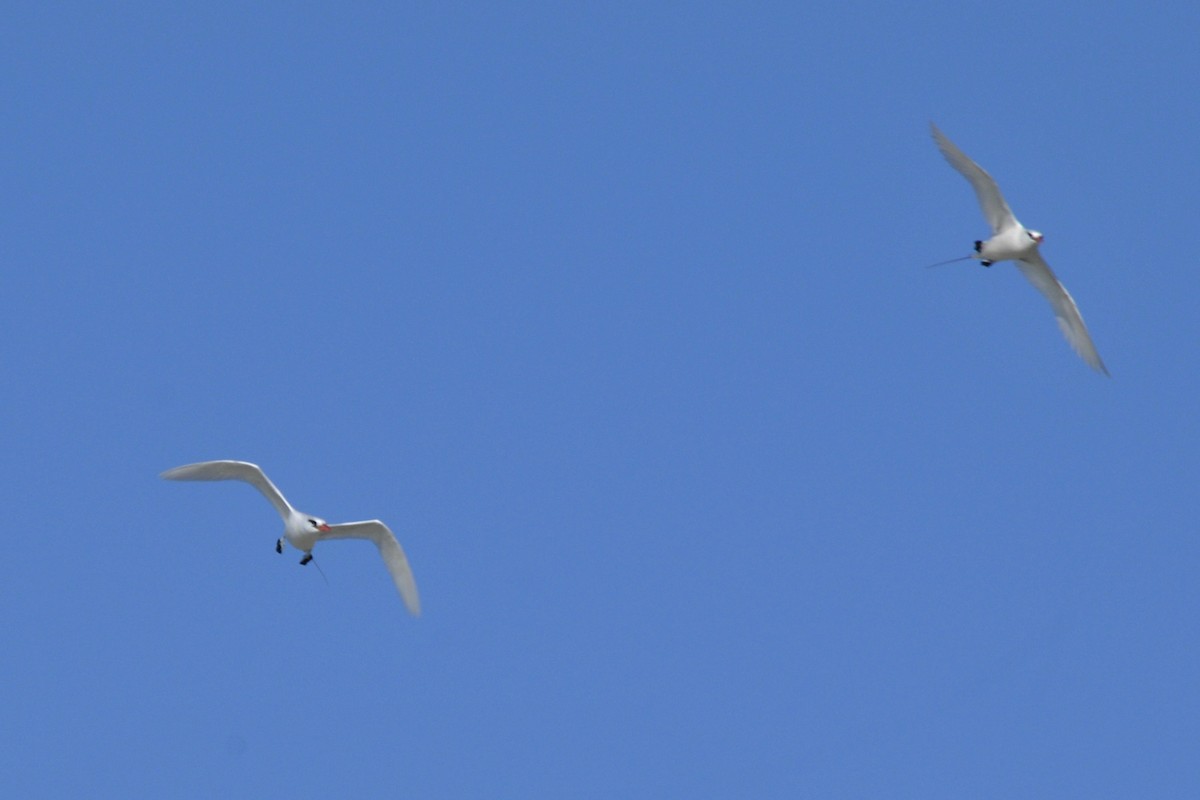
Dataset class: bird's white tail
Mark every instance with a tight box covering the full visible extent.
[923,255,975,269]
[309,555,330,586]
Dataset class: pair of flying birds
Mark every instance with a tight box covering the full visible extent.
[162,125,1107,612]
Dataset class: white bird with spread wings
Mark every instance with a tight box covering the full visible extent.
[930,123,1109,376]
[161,460,420,616]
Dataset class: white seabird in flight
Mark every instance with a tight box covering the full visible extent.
[161,460,421,615]
[930,122,1108,375]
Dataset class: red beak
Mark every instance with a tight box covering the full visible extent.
[319,523,331,532]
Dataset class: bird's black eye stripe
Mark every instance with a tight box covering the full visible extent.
[307,519,317,526]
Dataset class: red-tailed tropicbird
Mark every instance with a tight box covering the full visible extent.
[930,123,1108,375]
[161,460,421,615]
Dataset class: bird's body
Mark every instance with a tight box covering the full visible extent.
[976,225,1040,265]
[280,509,326,554]
[930,123,1108,375]
[161,460,420,616]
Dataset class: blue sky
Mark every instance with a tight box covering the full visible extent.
[4,2,1199,797]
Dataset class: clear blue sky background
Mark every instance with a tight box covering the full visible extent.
[4,3,1198,797]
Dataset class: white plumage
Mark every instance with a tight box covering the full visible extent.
[161,460,420,616]
[931,123,1109,376]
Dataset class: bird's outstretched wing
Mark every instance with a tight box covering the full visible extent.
[1014,253,1109,375]
[160,460,294,520]
[320,520,421,616]
[931,123,1020,235]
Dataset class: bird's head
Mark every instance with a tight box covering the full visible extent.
[306,517,332,533]
[1027,230,1045,244]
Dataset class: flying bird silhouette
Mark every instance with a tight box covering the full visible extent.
[161,460,420,615]
[930,122,1109,375]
